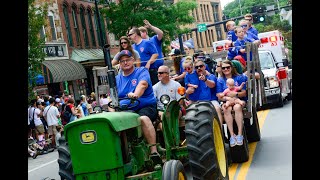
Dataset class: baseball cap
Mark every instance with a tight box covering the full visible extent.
[118,50,133,59]
[55,98,61,103]
[168,49,181,56]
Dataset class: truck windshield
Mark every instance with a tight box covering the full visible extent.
[259,52,275,70]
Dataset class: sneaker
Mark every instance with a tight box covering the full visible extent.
[150,152,162,165]
[32,151,38,159]
[236,135,244,146]
[229,135,237,147]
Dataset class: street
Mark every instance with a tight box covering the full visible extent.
[28,101,292,180]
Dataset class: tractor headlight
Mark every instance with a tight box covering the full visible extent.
[160,95,170,105]
[268,76,279,88]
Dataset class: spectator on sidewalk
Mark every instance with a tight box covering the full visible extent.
[43,98,60,148]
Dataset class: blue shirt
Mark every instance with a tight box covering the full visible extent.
[184,71,199,101]
[231,37,254,61]
[116,67,156,110]
[133,39,159,69]
[81,103,89,116]
[216,74,248,101]
[197,74,217,101]
[227,30,238,42]
[247,26,258,36]
[149,35,164,68]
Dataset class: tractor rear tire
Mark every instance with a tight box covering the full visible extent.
[185,101,229,180]
[162,160,186,180]
[244,107,261,142]
[58,136,75,180]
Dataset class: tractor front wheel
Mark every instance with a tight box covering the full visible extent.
[185,101,229,180]
[162,160,186,180]
[58,136,75,180]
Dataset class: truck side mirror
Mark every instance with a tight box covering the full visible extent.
[282,59,289,67]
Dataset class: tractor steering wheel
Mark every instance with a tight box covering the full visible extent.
[108,97,140,111]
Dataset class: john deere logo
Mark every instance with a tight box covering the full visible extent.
[80,130,97,144]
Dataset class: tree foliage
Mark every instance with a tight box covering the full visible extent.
[100,0,197,53]
[28,0,48,100]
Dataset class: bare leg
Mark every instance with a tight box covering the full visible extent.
[234,104,244,136]
[222,105,235,136]
[214,104,224,126]
[139,116,157,153]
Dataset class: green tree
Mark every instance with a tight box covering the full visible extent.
[100,0,197,53]
[28,0,48,101]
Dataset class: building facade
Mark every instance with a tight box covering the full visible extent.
[33,0,87,100]
[173,0,227,53]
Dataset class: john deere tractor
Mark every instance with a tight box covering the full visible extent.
[58,45,229,180]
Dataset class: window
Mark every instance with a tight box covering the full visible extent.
[215,26,222,41]
[48,11,57,40]
[72,6,81,46]
[80,7,89,47]
[94,12,106,47]
[199,32,204,48]
[40,26,46,41]
[87,9,96,46]
[63,4,73,46]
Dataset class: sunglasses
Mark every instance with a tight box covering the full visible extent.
[119,58,132,64]
[158,72,167,74]
[216,65,221,68]
[241,24,248,28]
[120,41,128,45]
[245,19,252,21]
[127,33,134,37]
[195,65,204,69]
[184,67,192,71]
[221,66,231,70]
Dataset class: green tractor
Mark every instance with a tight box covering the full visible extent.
[57,46,230,180]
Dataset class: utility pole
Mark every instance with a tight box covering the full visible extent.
[238,0,243,15]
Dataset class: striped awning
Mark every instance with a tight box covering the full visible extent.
[41,60,87,84]
[71,49,104,63]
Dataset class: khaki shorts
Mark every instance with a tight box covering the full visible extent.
[48,125,58,136]
[35,124,45,134]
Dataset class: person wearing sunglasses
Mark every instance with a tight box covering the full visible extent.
[244,14,258,36]
[216,59,248,147]
[128,27,160,86]
[112,36,141,68]
[185,60,224,125]
[152,65,184,130]
[239,19,260,44]
[108,49,161,164]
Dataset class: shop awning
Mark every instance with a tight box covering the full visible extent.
[71,49,104,63]
[41,60,87,84]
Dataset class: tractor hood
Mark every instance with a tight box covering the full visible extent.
[64,112,140,140]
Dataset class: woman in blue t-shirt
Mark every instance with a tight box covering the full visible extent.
[216,59,248,147]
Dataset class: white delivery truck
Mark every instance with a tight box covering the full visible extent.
[257,30,292,107]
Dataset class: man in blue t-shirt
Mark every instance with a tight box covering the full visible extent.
[244,14,258,36]
[185,60,224,125]
[128,27,159,86]
[139,19,164,67]
[111,49,161,163]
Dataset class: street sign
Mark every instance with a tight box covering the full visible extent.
[197,23,207,32]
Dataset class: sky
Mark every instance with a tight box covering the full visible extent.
[221,0,234,10]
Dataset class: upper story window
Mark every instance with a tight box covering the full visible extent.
[80,7,89,47]
[72,6,81,46]
[87,9,96,47]
[63,4,73,47]
[48,11,57,41]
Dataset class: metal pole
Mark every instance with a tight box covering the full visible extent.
[93,0,119,109]
[276,0,281,20]
[238,0,243,15]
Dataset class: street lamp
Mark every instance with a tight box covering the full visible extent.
[93,0,119,109]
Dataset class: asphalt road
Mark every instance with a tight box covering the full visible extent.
[28,101,292,180]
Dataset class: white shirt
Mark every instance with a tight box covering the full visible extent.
[153,79,182,110]
[33,108,43,126]
[43,105,59,126]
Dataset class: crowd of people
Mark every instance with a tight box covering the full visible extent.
[28,15,260,159]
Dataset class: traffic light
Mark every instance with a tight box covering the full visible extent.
[252,5,266,23]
